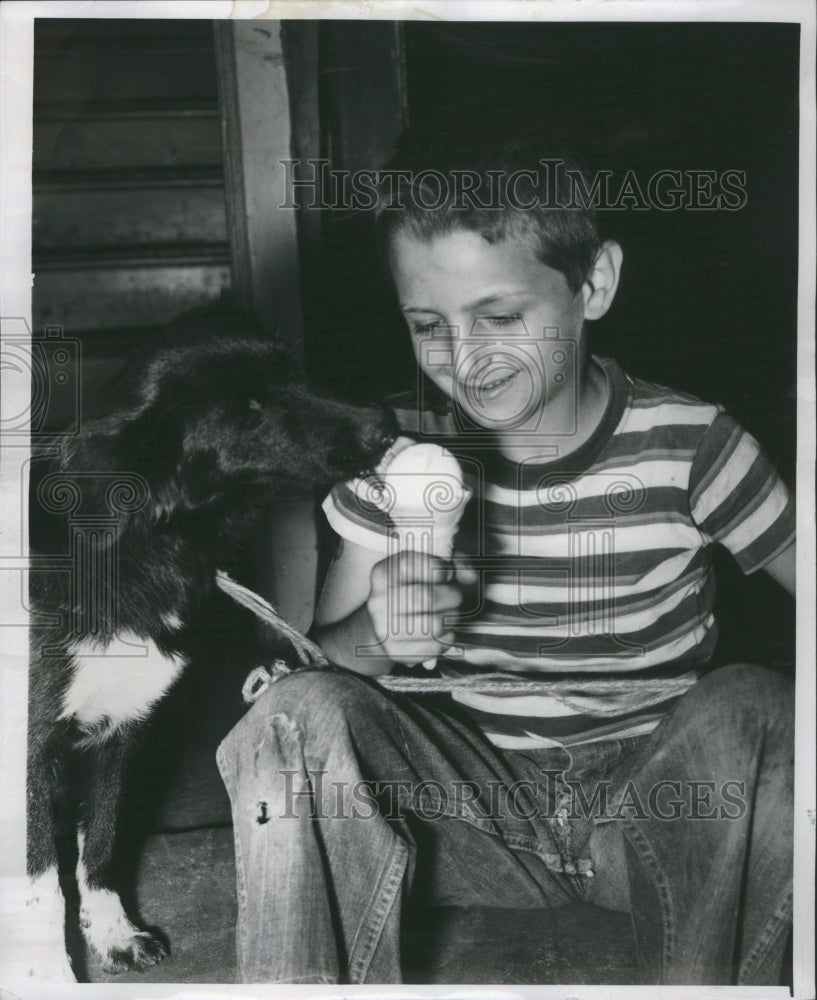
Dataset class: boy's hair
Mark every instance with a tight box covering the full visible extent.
[373,135,603,294]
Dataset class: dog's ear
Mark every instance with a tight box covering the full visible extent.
[56,405,186,525]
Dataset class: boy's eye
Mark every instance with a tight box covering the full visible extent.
[478,313,522,330]
[413,320,451,336]
[411,314,522,336]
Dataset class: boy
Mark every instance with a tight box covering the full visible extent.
[216,140,795,985]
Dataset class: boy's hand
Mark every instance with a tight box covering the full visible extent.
[367,550,465,665]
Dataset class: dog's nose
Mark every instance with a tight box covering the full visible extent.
[362,405,399,454]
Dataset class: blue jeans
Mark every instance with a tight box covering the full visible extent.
[216,662,793,985]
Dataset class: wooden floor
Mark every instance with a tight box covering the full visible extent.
[83,825,637,985]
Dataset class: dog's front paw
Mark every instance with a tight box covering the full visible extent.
[102,929,169,973]
[80,887,169,974]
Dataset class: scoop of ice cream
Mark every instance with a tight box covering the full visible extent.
[377,437,470,559]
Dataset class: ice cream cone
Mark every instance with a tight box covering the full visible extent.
[373,438,471,668]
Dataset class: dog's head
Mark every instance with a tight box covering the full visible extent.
[57,333,397,522]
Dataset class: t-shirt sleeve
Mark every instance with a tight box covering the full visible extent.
[322,475,395,554]
[688,411,795,573]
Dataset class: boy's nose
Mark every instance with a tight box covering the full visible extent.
[452,344,505,377]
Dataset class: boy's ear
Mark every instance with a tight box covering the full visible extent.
[581,240,623,320]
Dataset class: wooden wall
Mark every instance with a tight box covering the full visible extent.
[31,19,232,433]
[32,20,231,336]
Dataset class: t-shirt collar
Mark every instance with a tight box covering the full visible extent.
[457,356,631,490]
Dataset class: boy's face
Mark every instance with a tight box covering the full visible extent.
[390,228,589,433]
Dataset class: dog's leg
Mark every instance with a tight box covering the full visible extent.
[77,730,169,974]
[18,868,77,982]
[25,737,77,981]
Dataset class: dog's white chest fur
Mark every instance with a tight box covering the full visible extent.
[61,633,187,732]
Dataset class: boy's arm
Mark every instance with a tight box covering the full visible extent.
[762,538,796,597]
[313,539,394,676]
[689,412,795,595]
[313,538,463,675]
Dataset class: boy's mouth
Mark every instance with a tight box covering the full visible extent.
[459,360,521,400]
[481,369,519,392]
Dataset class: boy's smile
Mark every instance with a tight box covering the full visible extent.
[390,228,606,454]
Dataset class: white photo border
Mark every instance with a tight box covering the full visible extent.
[1,2,814,998]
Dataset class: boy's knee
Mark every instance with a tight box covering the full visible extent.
[634,664,794,802]
[219,668,388,777]
[241,667,384,733]
[683,663,793,749]
[702,662,793,713]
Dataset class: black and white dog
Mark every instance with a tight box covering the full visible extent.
[27,328,396,980]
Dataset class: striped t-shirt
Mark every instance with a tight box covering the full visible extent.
[322,357,794,749]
